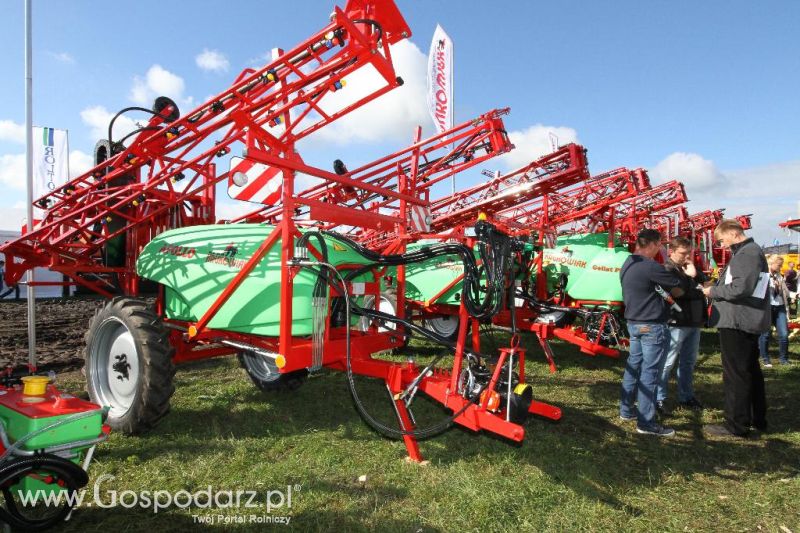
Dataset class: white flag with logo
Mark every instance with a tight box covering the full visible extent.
[32,127,69,218]
[427,24,453,135]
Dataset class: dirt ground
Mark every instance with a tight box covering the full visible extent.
[0,297,105,370]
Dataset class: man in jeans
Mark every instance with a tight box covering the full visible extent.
[702,219,770,438]
[656,236,706,413]
[619,229,685,437]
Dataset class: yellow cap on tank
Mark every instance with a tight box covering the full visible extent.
[274,354,286,369]
[21,376,50,396]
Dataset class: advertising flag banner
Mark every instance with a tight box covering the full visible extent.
[427,24,453,135]
[32,127,69,218]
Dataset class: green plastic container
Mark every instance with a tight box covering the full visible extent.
[0,389,104,497]
[540,232,629,303]
[397,233,629,306]
[136,224,374,336]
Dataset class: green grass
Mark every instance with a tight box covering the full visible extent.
[53,330,800,532]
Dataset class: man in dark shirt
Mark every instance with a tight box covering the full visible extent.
[619,229,684,437]
[656,236,707,412]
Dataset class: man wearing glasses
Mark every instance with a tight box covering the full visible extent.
[656,236,707,414]
[702,219,770,438]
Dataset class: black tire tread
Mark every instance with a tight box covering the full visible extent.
[237,352,307,393]
[83,296,175,434]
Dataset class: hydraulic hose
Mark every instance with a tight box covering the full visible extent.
[294,260,489,441]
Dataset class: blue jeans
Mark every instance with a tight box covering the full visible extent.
[657,327,701,403]
[620,321,670,430]
[759,305,789,363]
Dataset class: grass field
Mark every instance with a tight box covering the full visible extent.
[53,329,800,532]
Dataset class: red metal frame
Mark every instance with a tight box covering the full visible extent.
[1,0,410,295]
[0,1,567,462]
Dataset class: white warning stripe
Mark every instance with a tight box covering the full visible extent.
[227,156,283,206]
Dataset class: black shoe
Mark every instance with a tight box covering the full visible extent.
[636,424,676,437]
[656,401,672,417]
[704,424,749,438]
[679,398,704,411]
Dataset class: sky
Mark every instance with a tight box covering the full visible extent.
[0,0,798,245]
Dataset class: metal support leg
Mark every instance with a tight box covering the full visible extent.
[536,334,558,374]
[386,383,423,463]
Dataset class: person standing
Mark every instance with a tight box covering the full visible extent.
[656,236,706,412]
[702,219,770,438]
[784,261,797,317]
[759,255,791,367]
[619,229,685,437]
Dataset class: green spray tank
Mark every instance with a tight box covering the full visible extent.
[539,232,630,305]
[400,232,629,308]
[135,224,377,337]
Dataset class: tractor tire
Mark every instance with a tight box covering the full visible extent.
[358,289,411,350]
[424,314,466,342]
[358,289,400,333]
[237,351,307,393]
[84,297,175,434]
[534,310,575,327]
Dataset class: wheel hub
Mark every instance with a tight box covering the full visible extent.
[90,318,140,417]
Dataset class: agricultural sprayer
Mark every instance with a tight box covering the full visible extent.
[1,0,567,463]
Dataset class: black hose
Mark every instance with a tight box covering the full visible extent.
[301,261,489,441]
[316,221,515,320]
[106,106,163,150]
[0,454,89,531]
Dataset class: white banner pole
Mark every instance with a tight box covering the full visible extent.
[25,0,37,369]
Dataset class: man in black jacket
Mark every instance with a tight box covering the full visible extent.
[656,236,706,413]
[702,219,771,437]
[619,229,685,437]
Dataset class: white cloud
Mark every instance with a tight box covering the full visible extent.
[196,49,229,73]
[0,153,25,190]
[0,120,25,144]
[498,124,579,170]
[0,149,93,193]
[656,155,800,245]
[0,208,26,231]
[303,40,432,145]
[215,201,259,221]
[80,105,140,142]
[651,152,725,190]
[69,150,94,177]
[130,64,192,108]
[46,51,75,64]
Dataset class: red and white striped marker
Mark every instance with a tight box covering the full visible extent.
[408,205,432,233]
[227,156,283,206]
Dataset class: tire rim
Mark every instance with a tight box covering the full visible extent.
[425,315,459,338]
[534,310,568,325]
[358,295,397,332]
[241,352,281,383]
[89,317,140,418]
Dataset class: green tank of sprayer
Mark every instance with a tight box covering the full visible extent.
[399,232,629,308]
[136,224,376,336]
[539,232,630,305]
[402,242,466,306]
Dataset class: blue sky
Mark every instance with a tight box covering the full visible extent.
[0,0,798,244]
